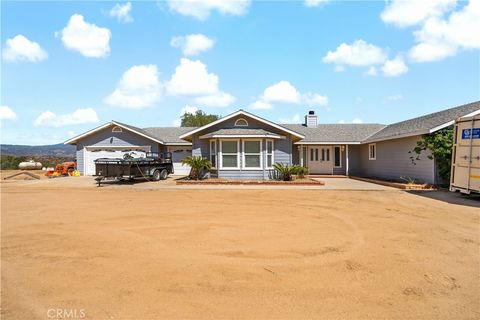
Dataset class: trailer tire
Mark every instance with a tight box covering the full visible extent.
[159,169,168,180]
[152,170,162,181]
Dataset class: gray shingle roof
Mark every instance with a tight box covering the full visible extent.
[365,101,480,142]
[114,121,166,144]
[200,128,283,138]
[143,126,197,144]
[282,124,386,143]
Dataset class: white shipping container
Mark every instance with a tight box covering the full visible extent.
[450,115,480,194]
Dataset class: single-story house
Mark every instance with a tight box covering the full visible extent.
[65,101,480,184]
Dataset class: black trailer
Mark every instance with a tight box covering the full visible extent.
[94,152,174,185]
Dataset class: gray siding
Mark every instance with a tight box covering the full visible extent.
[75,125,160,175]
[347,145,362,176]
[349,135,435,183]
[191,115,294,179]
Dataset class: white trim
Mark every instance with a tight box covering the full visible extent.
[64,121,165,145]
[210,140,217,169]
[266,139,274,169]
[234,118,249,127]
[84,145,150,150]
[368,143,376,160]
[333,146,342,168]
[179,110,305,140]
[294,141,361,145]
[346,145,349,176]
[242,139,263,170]
[219,139,240,169]
[199,134,284,139]
[164,142,192,146]
[429,109,480,133]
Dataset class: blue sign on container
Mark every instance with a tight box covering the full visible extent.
[462,128,480,139]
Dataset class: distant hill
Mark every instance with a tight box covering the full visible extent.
[0,143,75,156]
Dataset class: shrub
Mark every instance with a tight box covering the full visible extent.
[181,156,212,180]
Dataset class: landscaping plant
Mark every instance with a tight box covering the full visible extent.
[181,156,212,180]
[409,127,453,184]
[273,163,307,181]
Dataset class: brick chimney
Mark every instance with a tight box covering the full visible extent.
[305,110,317,127]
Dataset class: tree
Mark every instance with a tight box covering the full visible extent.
[181,110,219,127]
[409,127,453,183]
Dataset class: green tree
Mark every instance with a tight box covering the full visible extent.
[181,110,219,127]
[409,127,453,183]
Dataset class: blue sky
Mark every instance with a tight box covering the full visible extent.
[1,0,479,145]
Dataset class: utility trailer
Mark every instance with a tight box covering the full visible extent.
[450,115,480,194]
[94,152,174,186]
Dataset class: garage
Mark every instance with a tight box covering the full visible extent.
[84,146,151,176]
[167,146,192,176]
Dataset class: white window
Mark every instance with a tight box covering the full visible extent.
[242,139,262,169]
[112,126,123,133]
[234,118,248,126]
[210,140,217,168]
[369,143,376,160]
[266,139,274,168]
[334,146,342,168]
[220,140,239,169]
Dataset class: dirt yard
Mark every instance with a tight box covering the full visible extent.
[1,177,479,319]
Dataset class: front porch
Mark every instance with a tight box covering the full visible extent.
[294,144,351,175]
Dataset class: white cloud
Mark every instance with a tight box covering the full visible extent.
[167,58,219,96]
[380,0,457,28]
[323,39,387,67]
[279,114,301,124]
[2,35,47,62]
[387,94,403,101]
[167,0,250,20]
[304,0,329,8]
[166,58,235,107]
[109,2,133,23]
[409,0,480,62]
[67,131,76,138]
[194,92,236,107]
[173,105,199,126]
[104,65,162,109]
[365,66,378,76]
[303,92,328,107]
[33,108,99,127]
[339,118,363,124]
[382,55,408,77]
[250,100,272,110]
[57,14,111,58]
[0,106,17,120]
[334,65,345,72]
[263,81,301,104]
[171,34,214,56]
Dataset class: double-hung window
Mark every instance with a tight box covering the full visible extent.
[243,140,262,169]
[220,140,239,168]
[210,140,217,168]
[266,140,274,168]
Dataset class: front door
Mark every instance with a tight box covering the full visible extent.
[307,146,333,174]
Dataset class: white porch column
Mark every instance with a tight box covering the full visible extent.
[299,145,304,166]
[346,145,349,176]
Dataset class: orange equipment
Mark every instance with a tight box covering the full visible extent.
[45,161,77,177]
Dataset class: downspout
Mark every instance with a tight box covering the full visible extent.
[346,145,349,176]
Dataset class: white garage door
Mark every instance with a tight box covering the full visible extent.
[168,146,192,176]
[84,146,150,175]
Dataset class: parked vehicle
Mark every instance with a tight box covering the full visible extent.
[45,161,77,177]
[94,152,174,185]
[450,115,480,194]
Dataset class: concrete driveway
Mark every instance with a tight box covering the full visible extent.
[310,178,395,190]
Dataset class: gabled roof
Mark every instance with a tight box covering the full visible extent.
[282,123,386,144]
[364,101,480,143]
[199,128,284,139]
[64,120,165,145]
[143,127,197,145]
[179,110,305,140]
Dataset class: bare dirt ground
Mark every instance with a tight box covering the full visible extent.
[1,177,479,319]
